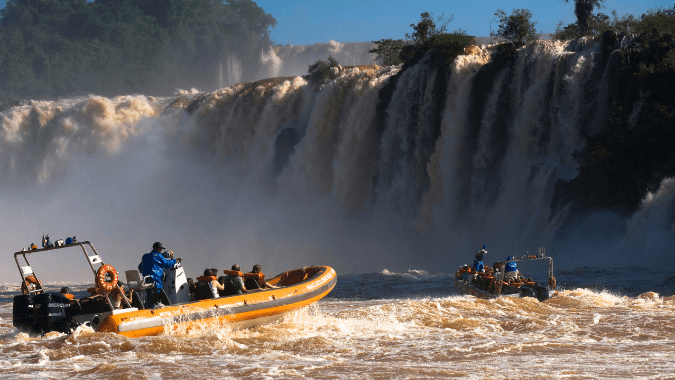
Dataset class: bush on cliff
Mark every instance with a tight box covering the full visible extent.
[306,55,341,84]
[490,8,538,59]
[554,4,675,39]
[370,12,471,67]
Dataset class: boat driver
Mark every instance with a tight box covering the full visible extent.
[474,245,487,272]
[138,242,181,308]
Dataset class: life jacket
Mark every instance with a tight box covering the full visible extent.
[196,275,216,282]
[222,270,244,277]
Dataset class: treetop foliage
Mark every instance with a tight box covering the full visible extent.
[561,0,605,34]
[306,55,341,84]
[0,0,277,100]
[492,8,538,47]
[405,11,450,50]
[369,12,471,67]
[555,2,675,39]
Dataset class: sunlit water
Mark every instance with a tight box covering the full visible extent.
[1,269,674,379]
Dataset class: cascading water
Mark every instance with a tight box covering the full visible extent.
[2,38,675,379]
[1,38,673,283]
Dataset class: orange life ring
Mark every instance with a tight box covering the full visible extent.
[21,275,42,294]
[95,264,118,292]
[548,276,557,288]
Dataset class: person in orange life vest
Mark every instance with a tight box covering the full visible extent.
[222,264,257,294]
[206,269,224,298]
[248,264,278,289]
[60,287,74,299]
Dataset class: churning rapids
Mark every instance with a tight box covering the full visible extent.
[1,37,675,378]
[1,271,675,379]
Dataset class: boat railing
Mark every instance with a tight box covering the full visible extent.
[13,241,130,308]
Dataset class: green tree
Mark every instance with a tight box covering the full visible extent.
[492,8,538,47]
[369,38,405,65]
[307,55,340,83]
[561,0,605,35]
[555,4,675,40]
[405,12,451,50]
[369,12,469,66]
[0,0,277,99]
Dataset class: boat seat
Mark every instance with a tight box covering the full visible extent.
[244,277,260,290]
[194,281,214,300]
[79,295,113,314]
[218,277,241,297]
[130,291,144,309]
[125,270,154,291]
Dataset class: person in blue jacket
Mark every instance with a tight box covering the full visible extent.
[504,256,518,279]
[138,242,180,308]
[473,245,487,272]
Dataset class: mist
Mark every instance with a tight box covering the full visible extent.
[3,34,675,286]
[0,94,433,283]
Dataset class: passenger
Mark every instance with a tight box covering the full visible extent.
[222,264,257,294]
[207,269,224,298]
[138,242,180,308]
[247,264,278,289]
[504,256,519,279]
[60,286,74,300]
[111,281,127,309]
[473,245,487,272]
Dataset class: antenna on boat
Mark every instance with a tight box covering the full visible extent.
[22,205,28,248]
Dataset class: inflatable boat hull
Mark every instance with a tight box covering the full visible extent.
[97,266,336,337]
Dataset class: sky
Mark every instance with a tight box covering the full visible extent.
[0,0,672,45]
[255,0,673,45]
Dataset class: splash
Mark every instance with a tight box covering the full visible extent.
[0,95,158,185]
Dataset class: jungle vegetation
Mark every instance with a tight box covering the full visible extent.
[0,0,276,99]
[369,12,472,67]
[555,1,675,39]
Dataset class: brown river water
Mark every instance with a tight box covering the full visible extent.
[1,271,675,379]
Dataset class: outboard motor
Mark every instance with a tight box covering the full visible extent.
[535,284,550,301]
[13,294,35,332]
[32,292,73,334]
[519,286,535,299]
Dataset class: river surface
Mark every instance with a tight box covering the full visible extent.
[1,268,674,379]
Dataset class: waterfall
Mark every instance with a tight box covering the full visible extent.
[1,38,672,282]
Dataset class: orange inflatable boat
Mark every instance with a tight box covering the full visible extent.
[12,240,337,337]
